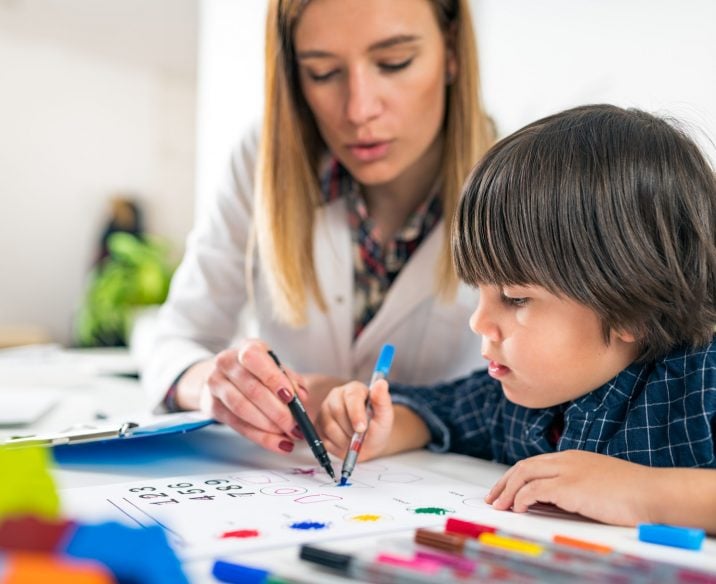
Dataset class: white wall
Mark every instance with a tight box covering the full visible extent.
[195,0,267,218]
[0,33,197,345]
[474,0,716,160]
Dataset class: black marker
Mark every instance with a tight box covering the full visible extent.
[268,350,336,481]
[300,545,445,584]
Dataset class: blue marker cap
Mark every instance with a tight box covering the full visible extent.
[638,523,705,551]
[211,560,289,584]
[374,344,395,377]
[212,560,282,584]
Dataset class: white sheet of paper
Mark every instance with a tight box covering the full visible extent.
[61,460,493,560]
[59,450,716,574]
[0,388,61,426]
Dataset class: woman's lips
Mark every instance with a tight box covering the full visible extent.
[488,360,511,378]
[347,140,391,162]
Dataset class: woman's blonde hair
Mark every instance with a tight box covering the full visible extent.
[256,0,492,326]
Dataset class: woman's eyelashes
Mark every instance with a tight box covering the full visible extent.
[307,68,339,82]
[378,57,413,72]
[304,58,414,83]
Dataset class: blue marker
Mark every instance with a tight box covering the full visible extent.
[638,523,705,551]
[212,560,309,583]
[339,344,395,485]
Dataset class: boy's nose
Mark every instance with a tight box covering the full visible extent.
[469,304,501,342]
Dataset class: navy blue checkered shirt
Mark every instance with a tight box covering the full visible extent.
[391,337,716,468]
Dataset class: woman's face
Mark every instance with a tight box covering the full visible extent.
[294,0,455,187]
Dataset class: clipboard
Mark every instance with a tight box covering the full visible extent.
[1,412,214,448]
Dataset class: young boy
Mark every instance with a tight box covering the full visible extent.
[316,104,716,531]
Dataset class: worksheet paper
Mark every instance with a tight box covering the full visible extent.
[61,459,493,560]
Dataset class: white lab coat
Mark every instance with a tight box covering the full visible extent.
[142,128,486,409]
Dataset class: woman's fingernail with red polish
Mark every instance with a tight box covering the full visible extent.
[277,388,293,403]
[278,440,294,453]
[291,425,304,440]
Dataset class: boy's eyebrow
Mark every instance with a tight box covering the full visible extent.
[296,34,421,60]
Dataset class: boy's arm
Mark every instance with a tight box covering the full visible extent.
[390,370,502,457]
[379,405,432,456]
[487,450,716,534]
[645,467,716,534]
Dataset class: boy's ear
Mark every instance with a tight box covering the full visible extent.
[613,329,637,344]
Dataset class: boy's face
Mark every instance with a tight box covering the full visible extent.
[470,285,639,408]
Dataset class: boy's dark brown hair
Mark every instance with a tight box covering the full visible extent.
[453,104,716,361]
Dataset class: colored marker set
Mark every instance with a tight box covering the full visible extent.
[409,517,715,583]
[210,515,716,583]
[215,545,499,584]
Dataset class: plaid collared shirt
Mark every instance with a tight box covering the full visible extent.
[320,158,442,339]
[391,337,716,468]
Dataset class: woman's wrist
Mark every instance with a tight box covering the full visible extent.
[174,360,214,411]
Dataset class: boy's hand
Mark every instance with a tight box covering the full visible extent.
[485,450,654,526]
[316,379,394,461]
[300,374,348,418]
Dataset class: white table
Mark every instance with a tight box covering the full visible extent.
[2,347,715,583]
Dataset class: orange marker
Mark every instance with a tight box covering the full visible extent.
[552,534,613,555]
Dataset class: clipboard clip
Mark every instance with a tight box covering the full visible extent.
[119,422,140,437]
[1,414,214,448]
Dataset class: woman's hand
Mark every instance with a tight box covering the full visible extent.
[316,379,395,461]
[179,339,309,455]
[485,450,655,526]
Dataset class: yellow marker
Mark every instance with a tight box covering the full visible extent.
[0,445,60,520]
[478,532,544,557]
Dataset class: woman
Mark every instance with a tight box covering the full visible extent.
[142,0,493,454]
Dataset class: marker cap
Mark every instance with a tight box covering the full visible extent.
[374,344,395,377]
[445,517,496,538]
[212,560,288,584]
[300,545,351,571]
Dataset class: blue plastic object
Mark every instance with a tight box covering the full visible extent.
[638,523,705,551]
[212,560,278,583]
[63,521,189,583]
[375,344,395,377]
